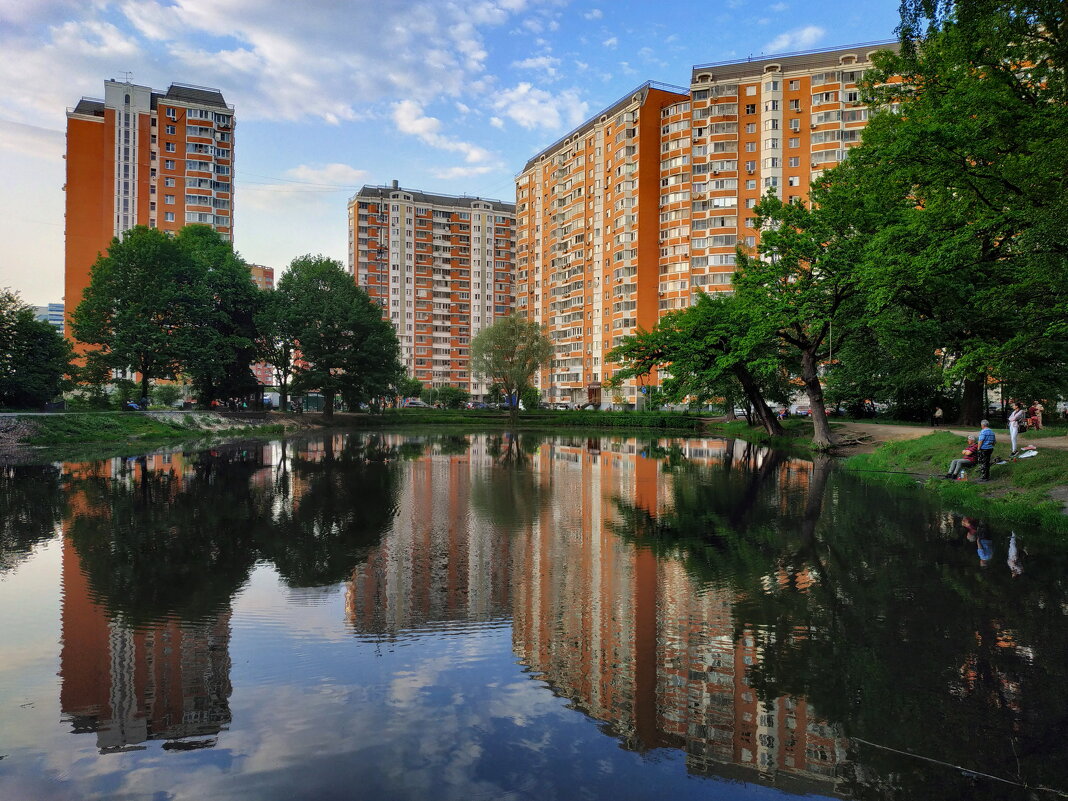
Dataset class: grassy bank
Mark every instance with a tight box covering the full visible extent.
[6,412,285,447]
[845,431,1068,530]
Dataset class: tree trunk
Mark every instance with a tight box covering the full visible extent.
[278,376,288,413]
[800,350,834,449]
[959,374,985,426]
[140,371,151,404]
[733,365,785,437]
[322,389,335,420]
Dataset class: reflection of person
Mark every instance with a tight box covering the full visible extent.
[976,420,995,481]
[1007,402,1026,455]
[975,521,994,566]
[1007,532,1023,577]
[945,436,978,479]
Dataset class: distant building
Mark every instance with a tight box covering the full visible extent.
[64,78,235,342]
[34,302,66,335]
[249,264,274,291]
[348,181,515,398]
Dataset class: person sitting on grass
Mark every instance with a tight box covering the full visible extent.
[945,436,979,479]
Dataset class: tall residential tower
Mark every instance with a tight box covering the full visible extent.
[64,78,235,336]
[348,182,515,397]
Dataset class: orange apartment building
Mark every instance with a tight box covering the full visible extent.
[515,82,690,409]
[348,182,516,398]
[64,78,235,337]
[515,43,894,407]
[249,264,275,386]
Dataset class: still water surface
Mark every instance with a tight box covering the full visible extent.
[1,431,1065,800]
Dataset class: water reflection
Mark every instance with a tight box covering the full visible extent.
[2,431,1064,799]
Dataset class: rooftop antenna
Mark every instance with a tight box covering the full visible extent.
[119,71,133,83]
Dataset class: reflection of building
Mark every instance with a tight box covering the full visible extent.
[60,539,232,751]
[510,437,847,790]
[345,437,512,636]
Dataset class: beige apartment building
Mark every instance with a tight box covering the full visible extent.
[348,182,515,397]
[516,43,893,407]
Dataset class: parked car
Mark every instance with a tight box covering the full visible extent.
[465,401,488,409]
[401,397,429,408]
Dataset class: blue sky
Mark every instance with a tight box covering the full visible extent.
[0,0,902,305]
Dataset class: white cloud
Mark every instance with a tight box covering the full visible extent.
[764,25,825,52]
[584,8,603,20]
[770,2,789,11]
[0,120,64,160]
[430,165,497,180]
[285,163,369,186]
[602,36,618,48]
[392,100,494,164]
[491,83,588,130]
[512,55,561,77]
[489,116,505,129]
[0,0,541,127]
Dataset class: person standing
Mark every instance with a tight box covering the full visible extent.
[1034,400,1044,430]
[976,419,996,481]
[1007,402,1026,455]
[932,406,944,427]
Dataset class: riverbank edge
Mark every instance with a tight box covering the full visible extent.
[843,432,1068,530]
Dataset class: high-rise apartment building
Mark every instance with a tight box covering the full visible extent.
[34,302,66,335]
[515,82,690,409]
[348,182,515,397]
[64,79,235,336]
[516,43,892,407]
[249,264,274,291]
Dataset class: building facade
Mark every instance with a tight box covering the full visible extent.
[348,182,515,397]
[64,78,235,337]
[516,43,892,407]
[34,302,66,335]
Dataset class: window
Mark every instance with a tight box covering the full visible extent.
[164,177,176,187]
[746,86,757,96]
[765,138,780,149]
[165,124,176,135]
[765,80,779,91]
[745,103,756,114]
[164,159,175,169]
[164,212,175,222]
[789,99,801,112]
[165,142,175,152]
[166,108,177,120]
[746,198,757,208]
[789,79,800,90]
[165,194,174,204]
[789,137,800,148]
[745,160,756,171]
[788,176,801,186]
[745,142,756,152]
[788,157,800,167]
[746,179,756,190]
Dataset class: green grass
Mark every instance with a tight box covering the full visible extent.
[845,431,1068,530]
[18,412,285,446]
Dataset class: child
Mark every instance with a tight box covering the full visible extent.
[945,436,979,479]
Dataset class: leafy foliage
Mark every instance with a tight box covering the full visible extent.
[470,314,552,424]
[0,288,71,408]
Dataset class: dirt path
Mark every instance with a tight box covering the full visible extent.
[831,421,1068,451]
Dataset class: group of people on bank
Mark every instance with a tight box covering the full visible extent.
[944,408,1044,482]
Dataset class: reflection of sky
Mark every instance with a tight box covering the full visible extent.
[1,554,828,801]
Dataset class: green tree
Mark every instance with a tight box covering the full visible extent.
[256,289,297,411]
[847,1,1068,422]
[608,292,788,436]
[71,226,203,401]
[396,375,423,401]
[422,384,468,409]
[734,182,873,448]
[0,289,71,408]
[469,313,552,425]
[176,226,262,406]
[278,255,402,420]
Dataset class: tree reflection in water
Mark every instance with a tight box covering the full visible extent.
[613,443,1068,798]
[470,432,545,534]
[0,463,66,574]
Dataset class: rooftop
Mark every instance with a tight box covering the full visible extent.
[352,183,515,213]
[691,39,898,81]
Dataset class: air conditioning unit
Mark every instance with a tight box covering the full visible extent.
[712,170,720,175]
[747,169,755,175]
[810,124,817,129]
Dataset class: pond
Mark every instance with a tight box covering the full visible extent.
[1,431,1065,800]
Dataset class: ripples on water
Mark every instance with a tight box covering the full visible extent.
[0,432,1065,800]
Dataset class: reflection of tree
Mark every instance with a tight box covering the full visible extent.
[0,463,66,573]
[256,435,400,587]
[615,451,1068,796]
[66,451,269,625]
[471,432,543,533]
